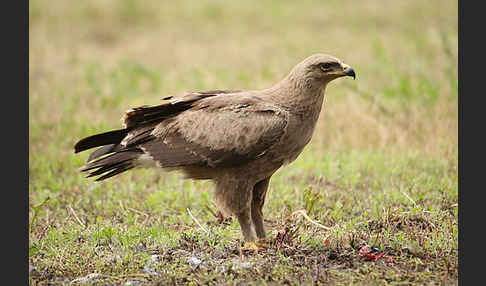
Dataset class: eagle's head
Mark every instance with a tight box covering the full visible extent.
[286,53,356,91]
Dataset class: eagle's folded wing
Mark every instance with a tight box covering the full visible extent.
[140,97,288,168]
[75,92,288,181]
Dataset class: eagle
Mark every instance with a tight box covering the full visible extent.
[74,54,356,249]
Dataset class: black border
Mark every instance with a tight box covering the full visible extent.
[10,0,29,284]
[459,0,483,285]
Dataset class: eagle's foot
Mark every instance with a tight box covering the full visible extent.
[241,239,270,251]
[256,238,271,247]
[241,241,259,251]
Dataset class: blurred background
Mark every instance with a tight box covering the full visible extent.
[29,0,457,159]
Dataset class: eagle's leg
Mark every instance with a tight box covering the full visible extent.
[236,208,258,242]
[235,182,258,242]
[251,177,270,239]
[214,179,258,242]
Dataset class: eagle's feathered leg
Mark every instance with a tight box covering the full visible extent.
[251,177,270,239]
[236,208,258,243]
[214,179,258,243]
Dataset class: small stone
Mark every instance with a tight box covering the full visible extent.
[188,257,202,269]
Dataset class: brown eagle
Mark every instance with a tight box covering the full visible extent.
[74,54,356,249]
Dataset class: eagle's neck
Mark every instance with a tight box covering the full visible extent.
[264,73,327,114]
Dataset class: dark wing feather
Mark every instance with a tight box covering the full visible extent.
[78,148,143,181]
[75,90,240,156]
[87,144,117,162]
[74,129,129,154]
[123,90,241,128]
[74,89,245,181]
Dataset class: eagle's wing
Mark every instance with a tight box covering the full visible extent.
[137,94,289,168]
[75,91,288,180]
[74,90,240,156]
[123,90,242,128]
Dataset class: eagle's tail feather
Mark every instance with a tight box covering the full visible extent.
[87,144,118,162]
[94,162,135,181]
[79,148,143,181]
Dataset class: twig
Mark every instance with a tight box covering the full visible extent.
[205,204,218,218]
[287,209,332,230]
[127,207,150,225]
[68,205,86,228]
[127,207,148,217]
[399,189,417,208]
[187,208,209,235]
[119,200,125,213]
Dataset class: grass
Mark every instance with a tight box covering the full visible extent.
[29,0,457,285]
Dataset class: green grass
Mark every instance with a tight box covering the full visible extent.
[29,0,457,284]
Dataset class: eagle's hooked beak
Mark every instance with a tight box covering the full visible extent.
[341,63,356,80]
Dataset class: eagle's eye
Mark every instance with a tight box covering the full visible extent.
[319,62,332,71]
